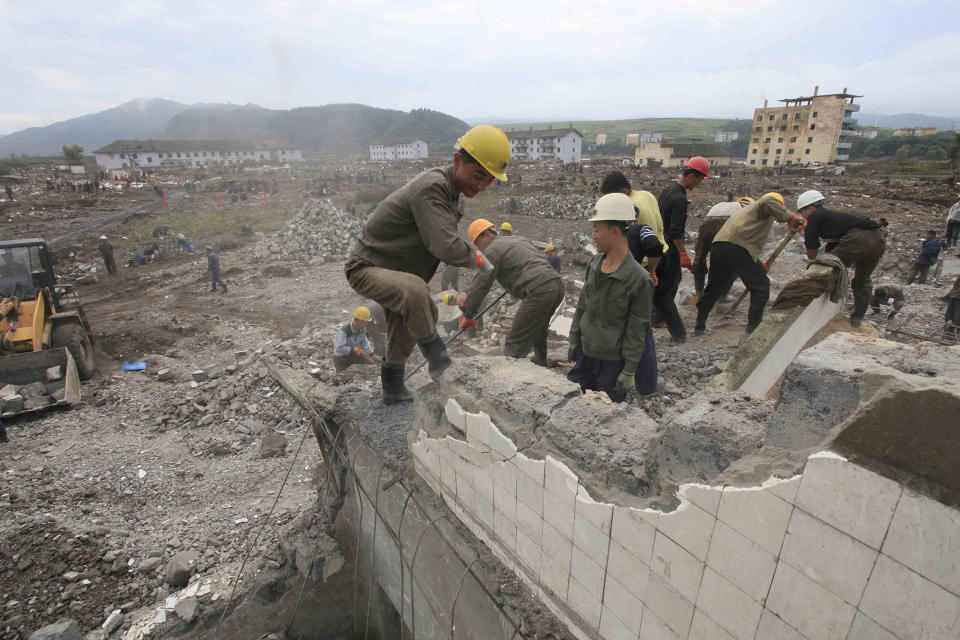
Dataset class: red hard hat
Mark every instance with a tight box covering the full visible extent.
[684,156,711,178]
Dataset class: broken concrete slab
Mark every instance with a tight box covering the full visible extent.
[28,619,82,640]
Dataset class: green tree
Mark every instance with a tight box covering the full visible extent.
[925,145,947,160]
[894,145,911,164]
[62,144,84,164]
[949,133,960,177]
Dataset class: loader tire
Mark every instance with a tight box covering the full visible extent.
[53,324,96,381]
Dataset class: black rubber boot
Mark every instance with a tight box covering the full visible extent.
[530,342,548,367]
[381,363,414,404]
[417,332,452,381]
[693,272,706,298]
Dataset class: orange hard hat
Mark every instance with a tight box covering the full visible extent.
[684,156,711,178]
[468,218,497,244]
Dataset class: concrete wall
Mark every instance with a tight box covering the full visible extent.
[412,397,960,640]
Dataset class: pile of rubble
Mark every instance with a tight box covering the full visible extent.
[495,194,594,220]
[261,200,365,265]
[0,365,68,413]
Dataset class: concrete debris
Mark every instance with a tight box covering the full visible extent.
[496,194,594,220]
[259,432,288,458]
[262,199,365,265]
[28,619,82,640]
[173,596,198,622]
[164,550,200,588]
[101,609,123,633]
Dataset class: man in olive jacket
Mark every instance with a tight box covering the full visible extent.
[567,193,663,402]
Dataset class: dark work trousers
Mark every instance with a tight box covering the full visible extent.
[104,256,117,275]
[210,269,227,292]
[907,262,932,285]
[946,220,960,247]
[828,228,886,319]
[505,279,564,360]
[696,242,770,331]
[653,248,686,340]
[566,327,658,403]
[692,218,734,298]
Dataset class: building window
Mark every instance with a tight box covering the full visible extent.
[750,159,756,165]
[755,127,761,132]
[763,149,769,154]
[793,126,799,131]
[776,148,782,154]
[810,124,816,130]
[807,136,813,142]
[752,149,758,154]
[789,149,795,154]
[768,115,775,121]
[805,149,811,155]
[778,137,784,143]
[762,159,768,165]
[812,111,818,117]
[753,137,759,143]
[782,114,788,120]
[147,157,152,163]
[795,113,802,119]
[774,159,780,166]
[790,137,797,142]
[764,137,771,143]
[767,126,773,132]
[119,153,125,159]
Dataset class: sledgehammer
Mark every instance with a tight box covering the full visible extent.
[721,228,798,319]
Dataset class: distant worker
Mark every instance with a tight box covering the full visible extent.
[456,219,564,366]
[0,250,30,285]
[98,235,117,275]
[545,245,561,272]
[944,275,960,335]
[945,195,960,248]
[878,217,890,241]
[691,196,753,299]
[567,193,663,401]
[695,194,804,335]
[206,245,228,293]
[906,230,946,285]
[333,307,381,372]
[500,221,513,236]
[345,125,510,403]
[797,189,885,327]
[3,185,12,201]
[655,157,711,342]
[440,264,460,291]
[870,285,905,319]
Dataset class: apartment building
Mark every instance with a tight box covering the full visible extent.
[506,127,582,164]
[93,139,303,170]
[368,140,429,161]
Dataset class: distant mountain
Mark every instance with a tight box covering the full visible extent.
[855,112,960,130]
[0,99,192,156]
[0,99,470,156]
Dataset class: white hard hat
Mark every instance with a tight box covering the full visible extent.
[796,190,825,210]
[100,235,107,240]
[589,193,636,223]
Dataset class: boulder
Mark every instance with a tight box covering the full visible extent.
[164,550,200,587]
[29,619,82,640]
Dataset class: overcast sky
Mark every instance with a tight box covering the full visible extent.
[2,0,959,134]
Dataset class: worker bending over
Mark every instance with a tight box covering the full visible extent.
[499,222,513,236]
[545,245,561,272]
[655,157,710,342]
[797,190,886,327]
[567,193,662,402]
[345,125,510,403]
[333,306,381,372]
[870,285,905,319]
[695,193,803,335]
[455,219,564,366]
[691,196,753,299]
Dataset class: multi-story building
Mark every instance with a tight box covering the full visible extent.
[505,127,582,164]
[715,131,739,143]
[368,139,429,161]
[746,86,860,168]
[634,141,731,169]
[595,133,607,146]
[893,127,937,137]
[625,133,640,145]
[93,139,303,170]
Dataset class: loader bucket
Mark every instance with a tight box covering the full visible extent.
[0,348,82,418]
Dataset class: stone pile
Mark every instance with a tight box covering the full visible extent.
[495,194,594,220]
[264,200,365,265]
[0,365,66,413]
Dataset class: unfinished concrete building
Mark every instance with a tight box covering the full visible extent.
[746,86,860,167]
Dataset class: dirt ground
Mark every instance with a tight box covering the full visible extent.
[1,158,958,638]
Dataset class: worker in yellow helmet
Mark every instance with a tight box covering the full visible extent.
[544,244,561,272]
[500,221,513,236]
[692,195,754,300]
[332,307,381,372]
[453,219,564,366]
[345,125,510,403]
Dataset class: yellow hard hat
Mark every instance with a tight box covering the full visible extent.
[455,125,511,182]
[736,196,754,205]
[468,218,497,244]
[762,192,785,206]
[500,222,513,232]
[354,306,373,322]
[544,244,555,252]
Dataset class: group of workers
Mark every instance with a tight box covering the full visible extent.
[336,124,953,405]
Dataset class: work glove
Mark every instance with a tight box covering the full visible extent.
[459,316,478,331]
[442,293,457,306]
[476,251,494,274]
[678,252,693,269]
[353,347,364,356]
[614,371,635,394]
[567,342,579,363]
[761,260,770,273]
[788,215,806,232]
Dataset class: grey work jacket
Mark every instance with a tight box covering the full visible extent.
[462,236,561,318]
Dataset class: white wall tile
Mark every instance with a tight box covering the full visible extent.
[473,463,494,504]
[603,574,644,636]
[882,489,960,596]
[718,486,793,556]
[780,509,877,605]
[444,397,466,431]
[766,561,856,640]
[754,610,806,640]
[494,508,517,553]
[846,612,899,640]
[475,496,494,531]
[492,459,518,495]
[651,531,705,602]
[859,554,960,640]
[688,609,736,640]
[657,500,715,562]
[545,455,580,498]
[607,539,651,600]
[576,486,615,532]
[568,575,603,630]
[695,568,762,640]
[706,521,777,602]
[574,513,611,568]
[446,435,470,460]
[600,605,641,640]
[464,409,491,450]
[680,483,723,516]
[468,444,491,468]
[570,546,606,601]
[512,452,545,481]
[516,528,540,579]
[639,607,681,640]
[644,573,694,638]
[517,469,544,513]
[543,486,576,539]
[516,500,542,540]
[794,452,901,550]
[488,423,518,462]
[541,520,573,571]
[540,551,570,602]
[612,506,657,565]
[762,475,801,504]
[493,479,517,522]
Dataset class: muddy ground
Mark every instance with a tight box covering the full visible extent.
[1,159,958,639]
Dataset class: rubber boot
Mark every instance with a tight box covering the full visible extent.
[211,283,217,292]
[417,332,452,381]
[693,272,705,299]
[850,299,868,328]
[380,363,414,404]
[530,341,548,367]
